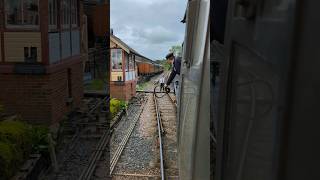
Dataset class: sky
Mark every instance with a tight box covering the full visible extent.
[110,0,187,60]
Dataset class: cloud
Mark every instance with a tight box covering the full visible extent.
[111,0,187,60]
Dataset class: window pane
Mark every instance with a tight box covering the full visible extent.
[23,0,39,25]
[112,49,122,70]
[6,0,23,25]
[49,0,57,26]
[125,54,129,71]
[62,0,70,27]
[71,0,78,26]
[129,56,134,70]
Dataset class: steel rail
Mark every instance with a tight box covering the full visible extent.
[167,93,177,107]
[77,96,110,180]
[153,94,165,180]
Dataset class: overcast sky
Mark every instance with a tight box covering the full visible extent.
[110,0,187,60]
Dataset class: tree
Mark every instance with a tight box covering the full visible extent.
[169,45,182,57]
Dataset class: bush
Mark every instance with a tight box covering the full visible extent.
[0,120,32,158]
[30,126,49,153]
[110,98,121,117]
[0,141,16,179]
[0,120,31,179]
[120,101,128,110]
[0,120,49,179]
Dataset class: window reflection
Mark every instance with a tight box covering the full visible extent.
[112,49,122,71]
[6,0,39,26]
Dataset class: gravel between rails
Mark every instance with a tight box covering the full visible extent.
[112,92,179,180]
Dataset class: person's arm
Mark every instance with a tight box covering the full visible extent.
[166,69,177,85]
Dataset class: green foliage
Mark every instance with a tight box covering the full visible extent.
[0,120,32,156]
[0,120,30,179]
[110,98,121,117]
[0,142,16,179]
[89,79,105,91]
[0,120,49,179]
[30,126,49,153]
[169,45,182,57]
[136,82,148,91]
[120,101,128,110]
[158,59,171,71]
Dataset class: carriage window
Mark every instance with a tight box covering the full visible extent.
[111,49,122,71]
[49,0,57,29]
[6,0,39,26]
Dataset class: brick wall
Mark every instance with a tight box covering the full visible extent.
[50,61,83,125]
[110,80,136,101]
[0,61,83,125]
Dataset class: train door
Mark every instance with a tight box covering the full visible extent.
[178,0,210,179]
[216,0,320,180]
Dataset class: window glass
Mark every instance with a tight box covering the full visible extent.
[112,49,122,71]
[61,0,70,28]
[129,55,134,70]
[71,0,78,27]
[125,54,129,72]
[6,0,39,26]
[6,0,22,25]
[49,0,57,28]
[23,0,38,25]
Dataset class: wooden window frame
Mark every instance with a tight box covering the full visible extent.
[4,0,40,29]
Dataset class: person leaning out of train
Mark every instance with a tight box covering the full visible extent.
[165,52,181,98]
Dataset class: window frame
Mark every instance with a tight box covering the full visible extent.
[5,0,40,29]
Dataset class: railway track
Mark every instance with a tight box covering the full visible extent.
[153,93,165,180]
[153,93,179,180]
[44,94,111,180]
[110,91,178,180]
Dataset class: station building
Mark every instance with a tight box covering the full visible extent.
[110,34,154,101]
[110,34,137,101]
[0,0,85,125]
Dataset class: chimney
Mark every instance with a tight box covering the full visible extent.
[111,28,113,35]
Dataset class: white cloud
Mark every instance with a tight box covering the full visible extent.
[111,0,187,60]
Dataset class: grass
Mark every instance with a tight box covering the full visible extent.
[136,82,148,91]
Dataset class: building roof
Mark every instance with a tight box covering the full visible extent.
[110,34,158,65]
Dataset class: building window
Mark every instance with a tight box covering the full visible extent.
[49,0,57,29]
[61,0,70,29]
[111,49,122,71]
[5,0,39,27]
[71,0,78,27]
[129,55,134,70]
[125,54,129,72]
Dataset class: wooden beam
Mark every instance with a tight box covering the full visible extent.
[40,0,49,65]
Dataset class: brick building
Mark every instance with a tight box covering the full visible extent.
[110,34,153,101]
[0,0,85,125]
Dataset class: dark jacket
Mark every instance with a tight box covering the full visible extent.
[166,57,181,85]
